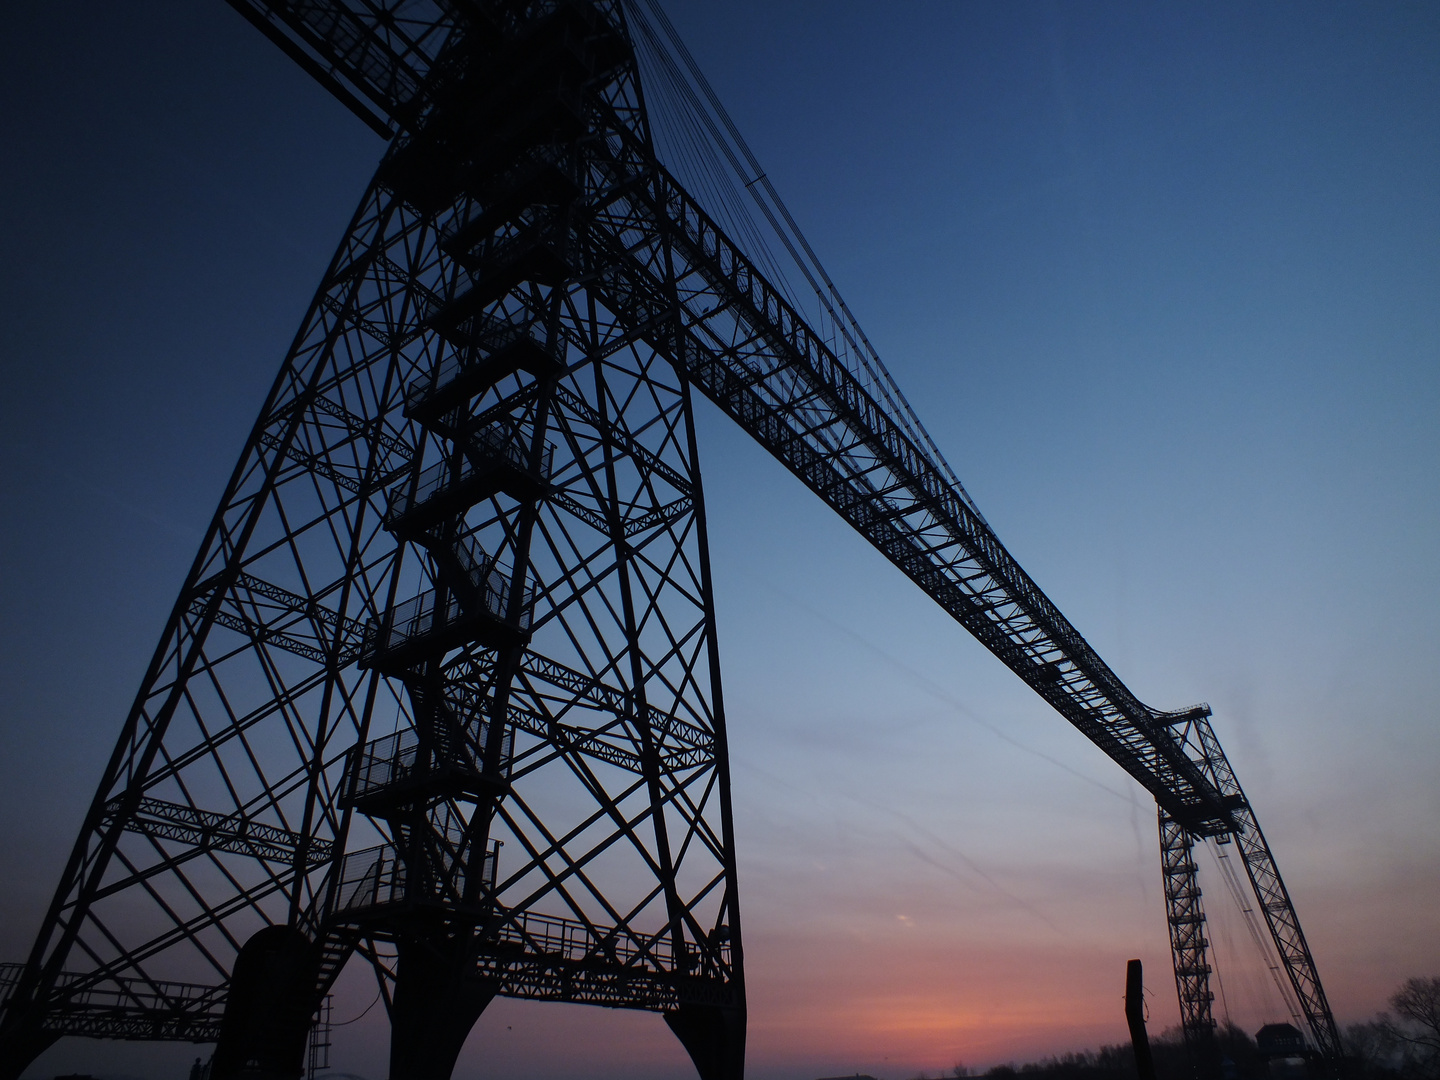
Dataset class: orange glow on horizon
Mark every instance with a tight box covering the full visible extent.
[739,924,1158,1075]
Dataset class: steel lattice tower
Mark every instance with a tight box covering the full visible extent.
[0,3,1344,1079]
[1,6,742,1078]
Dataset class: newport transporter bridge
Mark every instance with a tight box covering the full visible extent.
[0,3,1343,1079]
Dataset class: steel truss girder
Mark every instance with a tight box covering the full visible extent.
[554,113,1340,1061]
[0,963,224,1044]
[107,797,336,868]
[583,145,1239,832]
[207,6,1253,829]
[223,0,461,137]
[338,904,735,1011]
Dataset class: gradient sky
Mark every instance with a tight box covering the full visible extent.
[1,3,1437,1080]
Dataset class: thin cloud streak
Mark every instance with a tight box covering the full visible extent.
[844,790,1066,937]
[759,571,1133,804]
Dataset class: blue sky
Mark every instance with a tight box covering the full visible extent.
[1,3,1437,1079]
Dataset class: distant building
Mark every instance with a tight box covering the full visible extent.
[1256,1023,1308,1059]
[1256,1022,1310,1080]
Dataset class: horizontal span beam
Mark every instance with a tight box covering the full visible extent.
[481,905,736,1010]
[483,958,736,1012]
[222,0,1231,826]
[223,0,459,137]
[188,571,368,667]
[582,122,1236,832]
[329,903,735,1009]
[106,797,335,867]
[0,962,223,1042]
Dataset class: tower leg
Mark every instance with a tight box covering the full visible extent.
[389,925,497,1080]
[211,926,320,1080]
[665,1003,746,1080]
[1159,806,1220,1080]
[0,1021,58,1080]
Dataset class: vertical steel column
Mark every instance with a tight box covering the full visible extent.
[1160,805,1220,1080]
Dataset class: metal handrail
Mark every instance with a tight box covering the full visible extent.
[388,429,555,527]
[405,315,554,412]
[489,909,733,975]
[434,143,578,250]
[360,556,534,663]
[418,221,570,325]
[387,424,554,524]
[332,842,499,913]
[344,723,514,803]
[0,961,223,1014]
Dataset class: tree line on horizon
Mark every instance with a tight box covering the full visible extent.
[899,976,1440,1080]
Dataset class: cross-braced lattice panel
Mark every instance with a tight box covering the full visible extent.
[34,179,459,1002]
[376,265,734,993]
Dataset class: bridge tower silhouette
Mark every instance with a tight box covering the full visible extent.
[0,4,1342,1080]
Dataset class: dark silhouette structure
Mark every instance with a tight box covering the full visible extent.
[1256,1024,1308,1061]
[1127,960,1158,1080]
[0,3,1342,1079]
